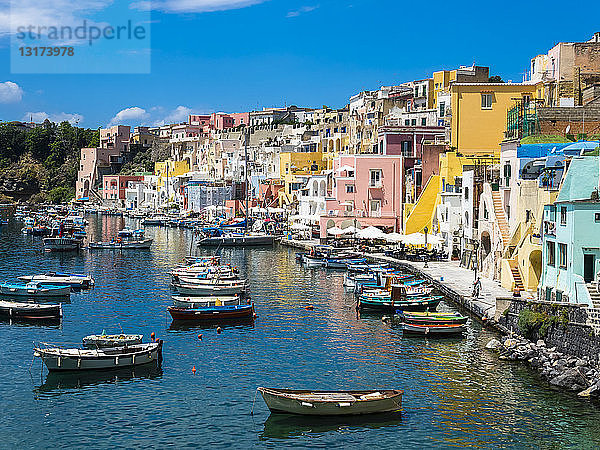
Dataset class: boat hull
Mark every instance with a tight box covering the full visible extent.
[36,341,162,371]
[88,239,153,249]
[0,284,71,297]
[402,323,466,335]
[198,234,274,247]
[258,388,403,416]
[358,297,442,312]
[0,301,62,320]
[168,304,254,322]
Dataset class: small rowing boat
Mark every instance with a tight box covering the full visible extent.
[0,282,71,297]
[18,272,94,289]
[88,239,153,249]
[257,388,403,416]
[358,295,442,312]
[168,303,254,322]
[0,300,62,320]
[172,282,246,296]
[82,333,144,348]
[171,295,242,309]
[402,323,466,335]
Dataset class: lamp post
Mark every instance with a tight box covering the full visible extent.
[473,240,480,281]
[424,226,429,268]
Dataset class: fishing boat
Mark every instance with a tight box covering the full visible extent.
[402,323,466,335]
[88,238,153,249]
[168,303,254,322]
[34,340,163,371]
[18,272,95,289]
[82,333,144,348]
[171,295,241,309]
[0,282,71,297]
[172,282,246,296]
[257,388,403,416]
[142,216,168,226]
[0,300,62,320]
[357,295,443,312]
[400,311,468,326]
[324,257,367,269]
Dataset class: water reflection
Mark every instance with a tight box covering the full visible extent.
[34,364,163,397]
[259,412,403,440]
[168,320,255,332]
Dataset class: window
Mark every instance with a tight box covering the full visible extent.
[370,200,381,215]
[550,205,557,222]
[560,206,567,225]
[558,243,567,269]
[464,186,469,200]
[595,213,600,222]
[401,141,412,157]
[411,119,417,126]
[421,118,427,126]
[422,86,427,97]
[414,87,419,97]
[547,241,555,267]
[404,119,410,126]
[346,184,355,193]
[370,169,382,187]
[481,93,492,109]
[439,102,445,117]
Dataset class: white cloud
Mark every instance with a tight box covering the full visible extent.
[158,105,193,125]
[23,111,84,124]
[131,0,267,13]
[286,5,318,18]
[0,81,23,103]
[108,106,149,126]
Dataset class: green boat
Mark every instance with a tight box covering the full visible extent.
[401,312,468,326]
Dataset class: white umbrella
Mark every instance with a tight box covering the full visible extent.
[327,226,345,236]
[357,226,386,240]
[385,232,405,243]
[341,226,361,235]
[427,234,445,245]
[403,232,427,246]
[336,165,355,173]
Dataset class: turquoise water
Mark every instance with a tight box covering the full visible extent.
[0,216,599,448]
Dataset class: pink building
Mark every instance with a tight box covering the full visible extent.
[210,113,235,130]
[319,154,404,237]
[229,112,250,127]
[100,125,131,153]
[102,175,143,202]
[188,114,211,127]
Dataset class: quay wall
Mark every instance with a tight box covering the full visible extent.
[499,298,600,364]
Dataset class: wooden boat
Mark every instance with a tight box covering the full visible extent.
[34,340,163,371]
[0,282,71,297]
[18,272,94,289]
[358,295,442,312]
[0,300,62,320]
[172,276,245,286]
[402,323,466,335]
[172,295,241,309]
[142,216,168,226]
[302,254,325,268]
[88,238,153,249]
[257,388,403,416]
[43,236,81,252]
[324,257,367,269]
[401,311,468,326]
[168,303,254,322]
[173,282,246,296]
[82,333,144,348]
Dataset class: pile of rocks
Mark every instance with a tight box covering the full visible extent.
[486,335,600,398]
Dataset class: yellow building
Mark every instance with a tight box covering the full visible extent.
[278,151,325,205]
[450,82,538,156]
[155,160,190,202]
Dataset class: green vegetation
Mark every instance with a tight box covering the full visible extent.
[119,142,170,175]
[517,304,569,339]
[488,75,504,83]
[0,120,98,203]
[520,134,574,144]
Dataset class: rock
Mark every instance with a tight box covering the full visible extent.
[485,339,501,350]
[537,339,546,347]
[548,347,557,352]
[578,381,600,397]
[576,359,587,367]
[550,368,585,391]
[504,338,519,350]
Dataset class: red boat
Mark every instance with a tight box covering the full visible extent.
[168,304,255,322]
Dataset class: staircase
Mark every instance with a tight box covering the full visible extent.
[509,260,525,291]
[491,191,510,247]
[587,283,600,309]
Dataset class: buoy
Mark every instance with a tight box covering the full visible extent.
[253,313,258,319]
[198,334,203,340]
[192,365,196,374]
[216,327,222,334]
[306,305,314,311]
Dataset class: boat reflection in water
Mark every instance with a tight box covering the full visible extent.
[168,318,255,332]
[260,412,403,440]
[34,364,163,396]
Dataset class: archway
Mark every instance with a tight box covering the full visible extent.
[481,231,491,260]
[529,250,542,287]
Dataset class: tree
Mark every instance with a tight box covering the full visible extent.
[488,75,504,83]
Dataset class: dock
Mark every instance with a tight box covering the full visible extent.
[280,238,515,324]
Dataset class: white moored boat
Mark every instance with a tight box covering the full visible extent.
[257,388,403,416]
[173,282,246,296]
[172,295,241,309]
[0,282,71,297]
[34,341,163,371]
[18,272,94,289]
[88,239,153,249]
[43,237,82,252]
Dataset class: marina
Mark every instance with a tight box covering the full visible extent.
[0,215,599,447]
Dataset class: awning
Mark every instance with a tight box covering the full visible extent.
[336,165,355,173]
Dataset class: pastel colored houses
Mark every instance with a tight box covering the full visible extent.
[539,156,600,306]
[319,154,403,237]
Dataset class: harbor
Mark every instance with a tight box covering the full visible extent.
[1,215,600,447]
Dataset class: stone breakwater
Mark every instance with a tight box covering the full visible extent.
[486,335,600,398]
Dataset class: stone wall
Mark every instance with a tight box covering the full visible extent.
[499,298,600,363]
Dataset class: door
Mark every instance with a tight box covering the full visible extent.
[584,254,595,283]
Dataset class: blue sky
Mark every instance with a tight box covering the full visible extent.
[0,0,598,128]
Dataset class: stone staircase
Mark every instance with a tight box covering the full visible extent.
[587,283,600,309]
[491,191,510,247]
[509,260,525,291]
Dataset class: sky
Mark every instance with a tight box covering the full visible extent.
[0,0,598,128]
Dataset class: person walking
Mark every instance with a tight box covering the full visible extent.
[472,277,482,298]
